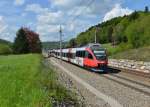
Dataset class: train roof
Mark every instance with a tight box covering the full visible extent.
[84,43,101,48]
[52,43,103,51]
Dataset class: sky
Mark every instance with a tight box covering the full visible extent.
[0,0,150,42]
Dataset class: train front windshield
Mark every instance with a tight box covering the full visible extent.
[93,49,107,61]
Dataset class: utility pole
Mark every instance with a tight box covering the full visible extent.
[59,25,62,60]
[95,27,97,43]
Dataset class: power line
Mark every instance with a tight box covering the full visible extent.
[59,0,96,47]
[63,0,96,38]
[60,0,85,25]
[68,0,96,25]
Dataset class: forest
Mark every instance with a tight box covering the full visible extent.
[67,9,150,55]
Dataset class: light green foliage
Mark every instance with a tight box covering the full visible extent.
[102,43,131,55]
[0,39,12,55]
[126,14,150,48]
[0,44,12,55]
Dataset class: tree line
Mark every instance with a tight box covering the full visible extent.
[67,7,150,49]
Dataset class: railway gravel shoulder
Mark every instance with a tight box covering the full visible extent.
[48,58,112,107]
[50,58,150,107]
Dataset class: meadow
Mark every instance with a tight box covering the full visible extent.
[0,54,77,107]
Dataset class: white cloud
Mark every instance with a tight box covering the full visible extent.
[37,25,60,35]
[37,11,63,24]
[0,16,16,42]
[0,16,7,34]
[25,4,65,41]
[103,4,133,22]
[14,0,25,6]
[51,0,80,9]
[26,1,124,41]
[25,4,49,14]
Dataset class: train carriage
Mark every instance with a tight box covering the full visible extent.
[51,43,108,72]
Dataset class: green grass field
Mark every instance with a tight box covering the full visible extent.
[0,54,77,107]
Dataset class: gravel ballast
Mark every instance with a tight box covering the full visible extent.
[49,58,150,107]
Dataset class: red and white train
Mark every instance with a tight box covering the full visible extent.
[50,43,108,72]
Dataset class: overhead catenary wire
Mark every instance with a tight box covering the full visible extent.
[59,0,96,49]
[61,0,96,28]
[69,0,96,25]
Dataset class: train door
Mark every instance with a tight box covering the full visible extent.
[75,51,84,66]
[84,51,96,67]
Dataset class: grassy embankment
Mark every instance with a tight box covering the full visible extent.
[0,54,77,107]
[103,43,150,61]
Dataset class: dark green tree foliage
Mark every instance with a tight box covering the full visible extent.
[128,11,139,21]
[68,38,77,48]
[24,28,42,53]
[107,26,113,42]
[13,28,29,54]
[13,27,42,54]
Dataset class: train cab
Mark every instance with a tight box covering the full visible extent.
[84,43,108,72]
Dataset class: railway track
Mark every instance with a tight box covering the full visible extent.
[50,58,150,107]
[101,74,150,96]
[53,58,150,96]
[108,66,150,79]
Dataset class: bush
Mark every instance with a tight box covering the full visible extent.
[0,44,12,55]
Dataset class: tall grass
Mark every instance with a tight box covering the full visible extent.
[0,54,77,107]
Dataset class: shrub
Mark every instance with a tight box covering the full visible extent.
[0,44,12,55]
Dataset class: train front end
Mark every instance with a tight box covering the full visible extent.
[92,48,108,72]
[84,43,108,72]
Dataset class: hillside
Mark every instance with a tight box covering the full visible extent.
[0,39,12,55]
[68,11,150,57]
[0,39,11,45]
[110,46,150,61]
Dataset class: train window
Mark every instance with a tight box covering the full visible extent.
[76,51,79,57]
[88,54,93,59]
[63,53,65,57]
[79,51,82,57]
[67,53,68,57]
[82,51,85,58]
[70,53,73,58]
[85,51,93,59]
[80,51,82,57]
[85,51,88,57]
[76,51,85,57]
[65,53,67,57]
[72,53,75,59]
